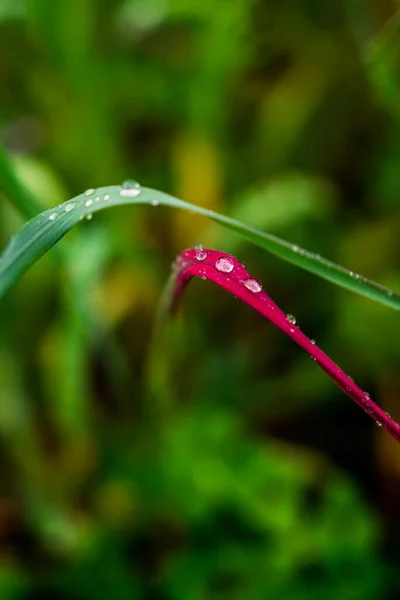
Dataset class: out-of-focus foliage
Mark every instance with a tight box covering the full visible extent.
[0,1,400,598]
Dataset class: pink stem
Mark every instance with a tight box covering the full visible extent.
[171,248,400,444]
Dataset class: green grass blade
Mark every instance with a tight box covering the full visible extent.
[0,145,43,219]
[0,183,399,310]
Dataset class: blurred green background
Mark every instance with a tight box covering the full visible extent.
[1,1,400,598]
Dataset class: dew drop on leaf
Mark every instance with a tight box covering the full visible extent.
[64,203,75,213]
[48,212,57,221]
[120,180,141,197]
[84,188,95,196]
[85,199,93,207]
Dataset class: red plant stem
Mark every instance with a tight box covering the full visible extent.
[171,248,400,444]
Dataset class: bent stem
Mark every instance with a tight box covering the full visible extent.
[166,248,400,444]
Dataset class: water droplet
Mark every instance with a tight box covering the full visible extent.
[364,392,370,399]
[150,199,159,206]
[196,250,207,261]
[49,212,58,221]
[84,188,95,196]
[215,257,234,273]
[120,180,141,197]
[95,196,100,202]
[376,421,382,427]
[85,199,93,207]
[64,203,75,213]
[103,195,110,201]
[86,213,93,221]
[201,276,207,280]
[194,243,203,249]
[384,411,391,418]
[242,278,262,293]
[287,314,296,324]
[310,339,316,345]
[292,245,299,252]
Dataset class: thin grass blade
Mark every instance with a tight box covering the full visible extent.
[0,183,399,310]
[168,248,400,443]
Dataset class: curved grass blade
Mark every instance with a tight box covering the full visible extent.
[0,183,399,310]
[168,248,400,444]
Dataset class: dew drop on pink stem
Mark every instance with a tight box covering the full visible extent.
[196,250,207,261]
[242,278,262,293]
[215,257,234,273]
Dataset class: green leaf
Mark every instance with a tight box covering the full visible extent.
[0,145,43,219]
[0,184,399,310]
